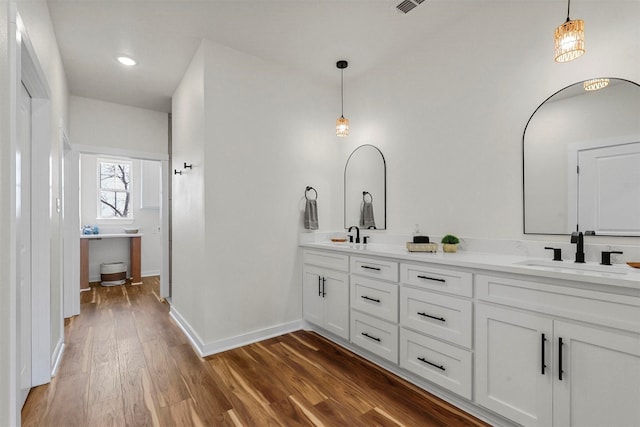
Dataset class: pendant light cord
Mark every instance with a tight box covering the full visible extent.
[341,69,344,117]
[566,0,571,22]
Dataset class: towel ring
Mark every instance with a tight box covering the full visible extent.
[305,186,318,201]
[363,191,373,203]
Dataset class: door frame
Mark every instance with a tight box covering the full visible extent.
[63,144,170,316]
[9,6,53,423]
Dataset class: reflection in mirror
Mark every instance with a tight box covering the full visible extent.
[523,78,640,236]
[344,145,386,230]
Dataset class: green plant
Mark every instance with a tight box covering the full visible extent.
[441,234,460,244]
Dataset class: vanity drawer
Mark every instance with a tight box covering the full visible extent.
[400,286,472,349]
[351,256,398,282]
[400,328,472,400]
[351,310,398,363]
[476,274,640,333]
[351,276,398,323]
[303,249,349,272]
[401,263,472,298]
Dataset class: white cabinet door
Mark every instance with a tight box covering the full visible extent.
[553,321,640,427]
[475,303,553,427]
[323,270,350,340]
[303,265,349,340]
[303,267,324,327]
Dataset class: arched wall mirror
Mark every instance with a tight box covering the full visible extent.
[523,78,640,236]
[344,144,386,230]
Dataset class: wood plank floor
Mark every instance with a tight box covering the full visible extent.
[22,277,489,426]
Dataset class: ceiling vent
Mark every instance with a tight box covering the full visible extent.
[396,0,425,14]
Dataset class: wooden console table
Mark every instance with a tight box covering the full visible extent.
[80,233,143,289]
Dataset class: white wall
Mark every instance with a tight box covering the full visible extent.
[0,0,69,424]
[0,2,11,423]
[171,40,340,349]
[71,96,168,155]
[329,1,640,247]
[170,43,207,336]
[79,154,161,280]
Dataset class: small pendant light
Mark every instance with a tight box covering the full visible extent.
[583,78,609,91]
[336,60,349,137]
[554,0,585,63]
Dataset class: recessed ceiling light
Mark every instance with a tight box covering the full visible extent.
[117,56,136,66]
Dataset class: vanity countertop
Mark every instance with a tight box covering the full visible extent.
[301,241,640,290]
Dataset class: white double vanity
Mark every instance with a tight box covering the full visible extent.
[300,238,640,427]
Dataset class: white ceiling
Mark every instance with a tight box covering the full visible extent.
[49,0,613,113]
[47,0,495,112]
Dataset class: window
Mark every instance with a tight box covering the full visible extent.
[98,159,133,219]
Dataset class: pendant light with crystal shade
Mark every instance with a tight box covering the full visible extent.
[336,60,349,137]
[554,0,585,62]
[583,78,609,91]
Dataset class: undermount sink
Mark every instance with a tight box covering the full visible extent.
[515,259,630,276]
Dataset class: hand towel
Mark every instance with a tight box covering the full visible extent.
[360,201,376,229]
[304,199,319,230]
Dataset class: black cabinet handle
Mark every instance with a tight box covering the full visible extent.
[417,275,446,283]
[361,295,381,303]
[417,312,446,322]
[361,332,381,342]
[361,265,381,271]
[321,277,326,297]
[558,337,564,381]
[317,276,321,296]
[541,333,547,375]
[417,357,445,371]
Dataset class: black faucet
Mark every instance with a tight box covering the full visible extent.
[570,232,585,263]
[570,230,595,263]
[348,225,360,244]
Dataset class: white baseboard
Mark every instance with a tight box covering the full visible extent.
[169,305,303,358]
[50,337,65,377]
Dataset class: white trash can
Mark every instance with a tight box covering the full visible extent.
[100,262,127,286]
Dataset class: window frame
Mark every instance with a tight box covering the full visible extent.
[96,158,134,222]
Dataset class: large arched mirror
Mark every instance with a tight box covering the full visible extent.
[523,78,640,236]
[344,145,386,230]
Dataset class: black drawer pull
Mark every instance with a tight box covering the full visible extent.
[361,332,381,342]
[558,337,564,381]
[541,333,547,375]
[361,295,381,303]
[417,275,445,283]
[417,312,446,322]
[361,265,381,271]
[417,357,445,371]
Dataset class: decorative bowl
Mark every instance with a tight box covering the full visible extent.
[124,228,139,234]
